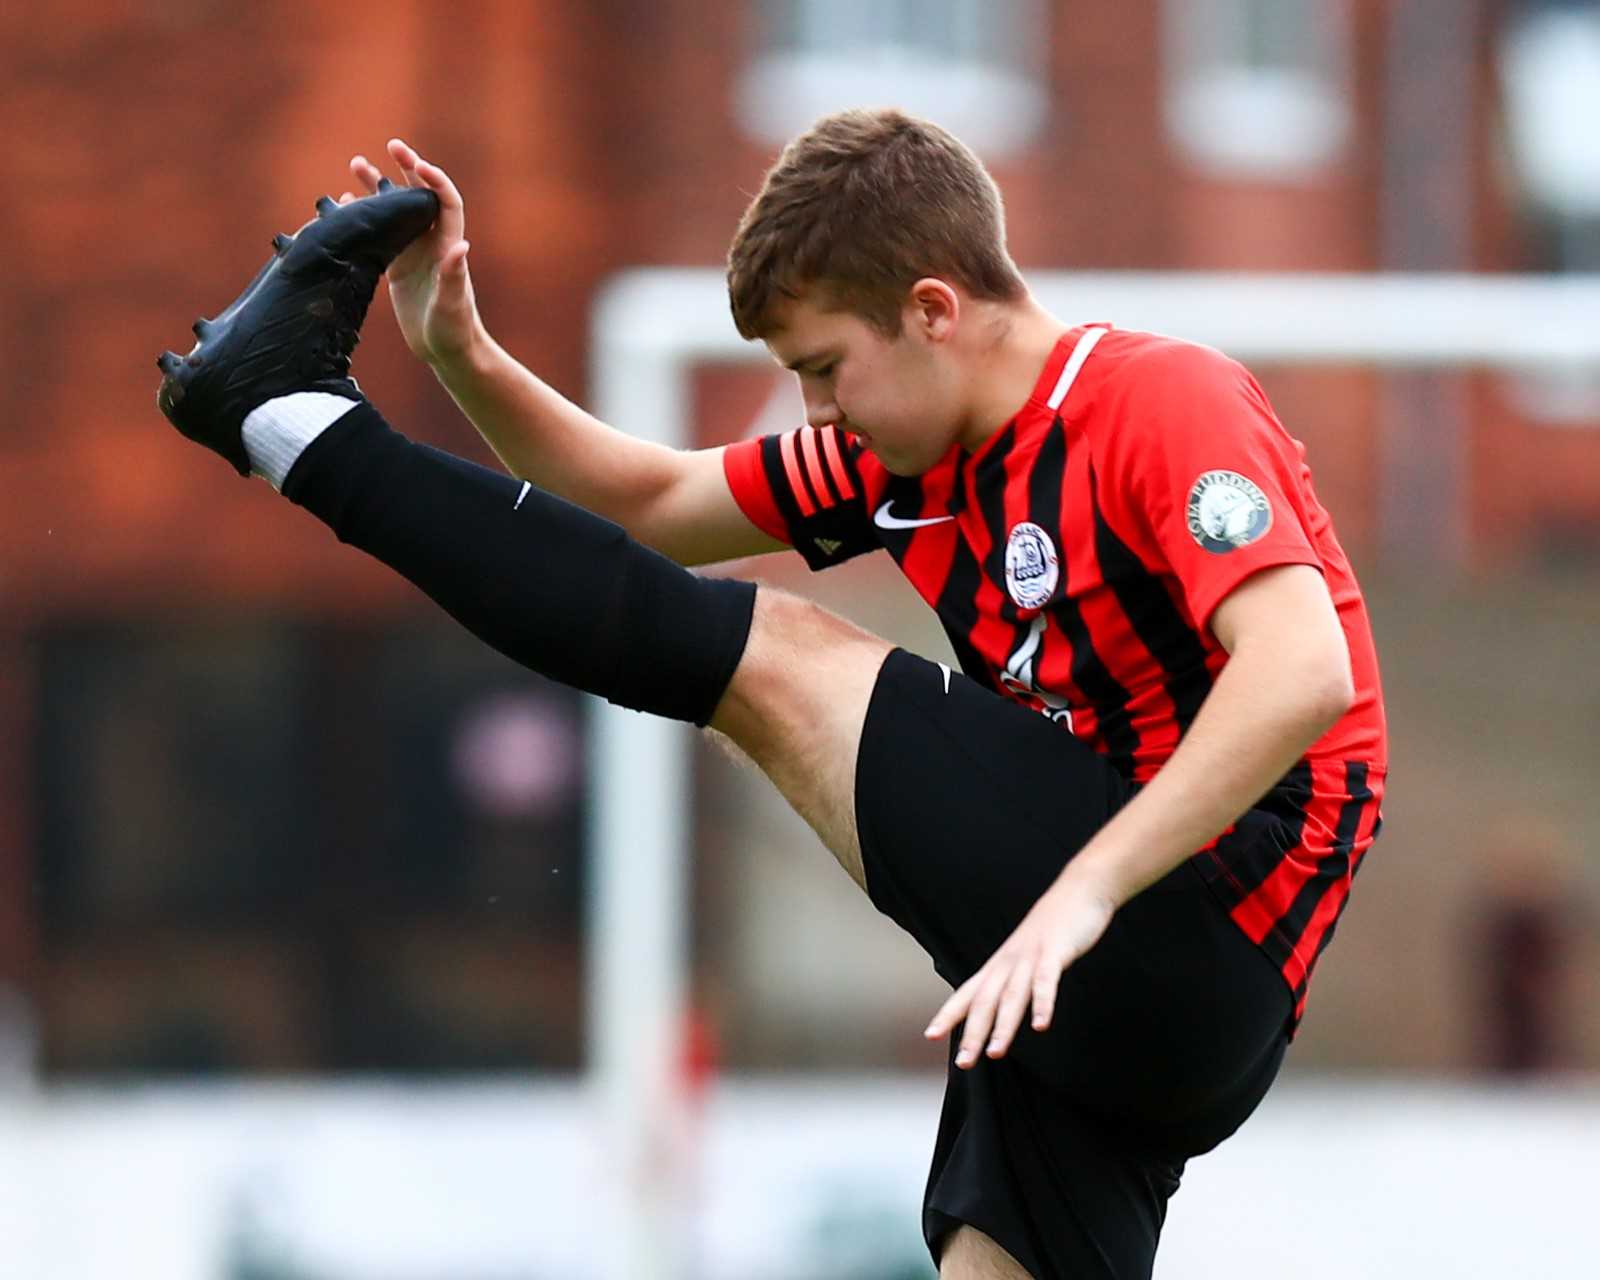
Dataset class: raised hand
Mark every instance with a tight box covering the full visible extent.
[341,138,478,368]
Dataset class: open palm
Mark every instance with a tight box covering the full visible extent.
[343,138,478,366]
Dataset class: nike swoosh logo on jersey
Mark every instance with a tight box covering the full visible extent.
[873,500,955,530]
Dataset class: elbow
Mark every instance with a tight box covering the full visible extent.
[1305,648,1355,732]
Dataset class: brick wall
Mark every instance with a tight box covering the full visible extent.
[4,1,1596,620]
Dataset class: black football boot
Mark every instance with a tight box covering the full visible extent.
[156,182,438,474]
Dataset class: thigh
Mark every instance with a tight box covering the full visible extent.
[1047,876,1291,1147]
[855,648,1293,1131]
[940,1226,1031,1279]
[853,647,1132,985]
[925,1050,1184,1280]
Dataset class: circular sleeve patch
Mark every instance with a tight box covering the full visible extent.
[1185,470,1273,553]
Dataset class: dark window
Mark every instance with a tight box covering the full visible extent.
[35,619,588,1075]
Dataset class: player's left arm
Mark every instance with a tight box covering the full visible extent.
[925,561,1353,1067]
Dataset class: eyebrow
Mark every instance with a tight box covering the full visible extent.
[783,351,833,372]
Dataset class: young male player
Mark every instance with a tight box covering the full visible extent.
[157,110,1386,1279]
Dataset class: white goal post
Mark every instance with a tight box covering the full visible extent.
[586,270,1600,1280]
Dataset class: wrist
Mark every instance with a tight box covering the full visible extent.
[428,319,495,384]
[1060,841,1139,912]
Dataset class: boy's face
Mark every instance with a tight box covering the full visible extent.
[763,290,964,476]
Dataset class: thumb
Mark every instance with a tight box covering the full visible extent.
[440,239,471,278]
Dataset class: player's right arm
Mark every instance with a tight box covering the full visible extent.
[345,139,784,568]
[430,323,783,567]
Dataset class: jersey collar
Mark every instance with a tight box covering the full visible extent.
[966,323,1113,469]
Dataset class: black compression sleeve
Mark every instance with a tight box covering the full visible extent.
[281,402,755,726]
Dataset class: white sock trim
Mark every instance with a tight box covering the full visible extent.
[242,393,364,491]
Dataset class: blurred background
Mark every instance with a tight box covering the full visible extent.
[2,0,1599,1276]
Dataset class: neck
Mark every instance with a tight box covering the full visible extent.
[954,294,1070,453]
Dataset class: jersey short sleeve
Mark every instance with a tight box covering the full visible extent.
[722,426,880,570]
[1103,340,1324,630]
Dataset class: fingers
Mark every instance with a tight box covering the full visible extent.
[388,137,465,232]
[987,965,1035,1058]
[426,240,473,302]
[925,950,1069,1069]
[924,974,978,1044]
[954,971,1003,1067]
[387,136,422,180]
[349,154,385,195]
[388,137,449,207]
[413,155,464,209]
[926,965,1015,1069]
[1031,961,1061,1032]
[350,147,439,201]
[347,141,464,243]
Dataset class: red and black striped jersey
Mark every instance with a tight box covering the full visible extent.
[723,324,1387,1023]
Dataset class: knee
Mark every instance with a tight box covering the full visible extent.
[736,587,889,690]
[747,584,847,648]
[710,587,891,755]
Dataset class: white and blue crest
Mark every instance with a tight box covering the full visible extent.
[1004,521,1059,609]
[1185,470,1272,553]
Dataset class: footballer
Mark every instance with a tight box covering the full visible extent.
[157,110,1386,1279]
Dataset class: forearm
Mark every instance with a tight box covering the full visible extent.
[431,326,687,539]
[1062,642,1351,909]
[350,141,749,562]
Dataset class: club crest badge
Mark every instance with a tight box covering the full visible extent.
[1004,521,1059,609]
[1186,470,1272,554]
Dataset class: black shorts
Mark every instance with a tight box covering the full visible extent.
[855,649,1294,1280]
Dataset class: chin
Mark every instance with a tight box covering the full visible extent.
[875,450,930,478]
[854,429,939,477]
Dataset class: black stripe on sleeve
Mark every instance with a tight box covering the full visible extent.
[838,433,878,515]
[791,434,825,513]
[758,433,881,570]
[808,428,845,506]
[759,434,807,536]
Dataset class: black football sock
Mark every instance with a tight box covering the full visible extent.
[281,402,755,726]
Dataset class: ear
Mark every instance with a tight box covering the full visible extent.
[906,278,960,343]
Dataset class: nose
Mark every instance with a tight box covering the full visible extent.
[803,389,842,430]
